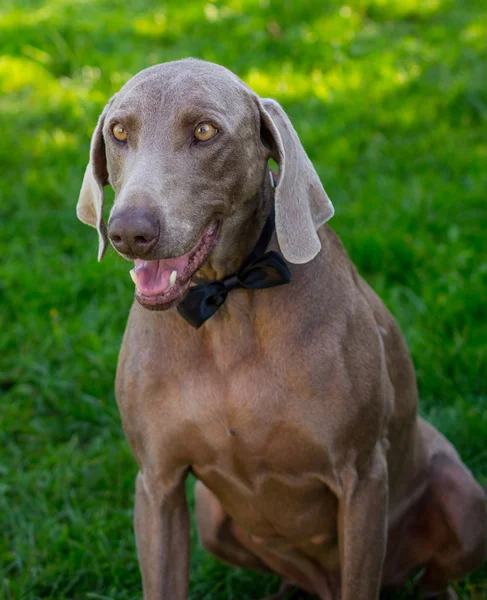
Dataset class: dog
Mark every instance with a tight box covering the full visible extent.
[76,59,486,599]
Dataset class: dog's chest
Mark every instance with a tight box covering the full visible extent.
[121,308,342,550]
[181,359,339,543]
[181,356,328,470]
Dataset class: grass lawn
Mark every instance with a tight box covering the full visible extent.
[1,0,486,598]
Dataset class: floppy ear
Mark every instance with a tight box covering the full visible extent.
[258,98,334,264]
[76,105,110,261]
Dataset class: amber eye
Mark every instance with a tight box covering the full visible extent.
[112,123,127,142]
[194,122,218,142]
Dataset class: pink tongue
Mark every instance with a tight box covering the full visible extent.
[134,255,190,296]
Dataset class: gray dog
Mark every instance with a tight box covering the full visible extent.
[77,59,486,600]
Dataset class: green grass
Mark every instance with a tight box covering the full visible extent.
[1,0,486,598]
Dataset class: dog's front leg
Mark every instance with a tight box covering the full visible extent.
[338,444,388,600]
[134,470,190,600]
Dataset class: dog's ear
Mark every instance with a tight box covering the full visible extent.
[76,104,111,261]
[257,98,334,264]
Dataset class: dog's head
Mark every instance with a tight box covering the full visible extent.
[77,59,333,310]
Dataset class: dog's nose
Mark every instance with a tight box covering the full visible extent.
[108,208,160,257]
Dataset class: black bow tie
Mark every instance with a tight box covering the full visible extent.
[177,203,291,328]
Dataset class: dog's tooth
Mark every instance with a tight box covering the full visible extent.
[130,269,139,286]
[169,270,177,289]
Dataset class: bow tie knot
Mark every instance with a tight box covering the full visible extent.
[177,203,291,328]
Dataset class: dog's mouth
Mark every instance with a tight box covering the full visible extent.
[130,221,221,311]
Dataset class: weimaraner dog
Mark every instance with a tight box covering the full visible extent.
[77,59,486,599]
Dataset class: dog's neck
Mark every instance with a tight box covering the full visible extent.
[196,173,274,281]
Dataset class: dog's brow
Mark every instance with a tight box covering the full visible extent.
[106,110,141,132]
[175,105,225,125]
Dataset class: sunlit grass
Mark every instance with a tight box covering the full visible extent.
[1,0,486,598]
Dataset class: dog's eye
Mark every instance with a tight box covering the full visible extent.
[112,123,127,142]
[194,122,218,142]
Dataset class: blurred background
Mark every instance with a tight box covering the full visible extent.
[1,0,486,598]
